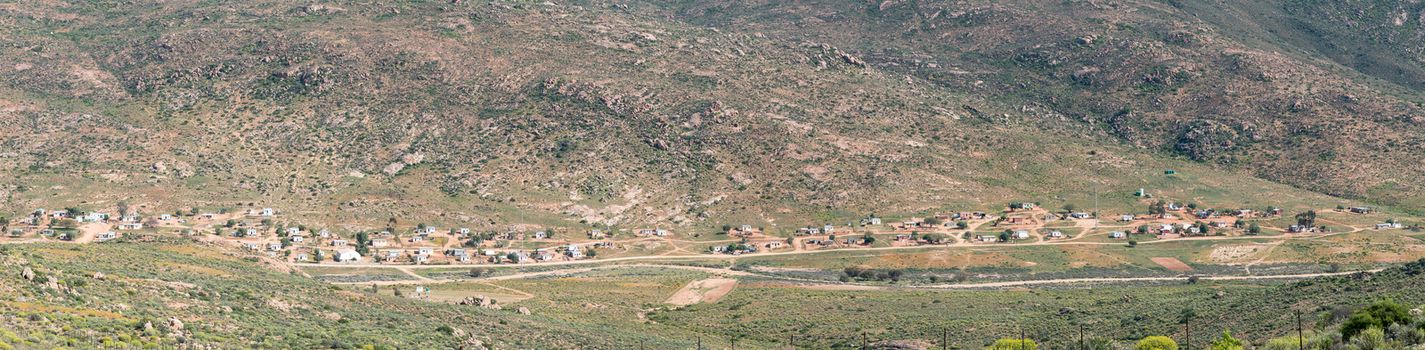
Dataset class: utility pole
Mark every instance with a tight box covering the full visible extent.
[697,336,702,350]
[1297,310,1305,350]
[943,328,949,350]
[1079,324,1086,350]
[1184,313,1192,350]
[862,332,868,350]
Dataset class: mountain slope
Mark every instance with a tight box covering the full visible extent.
[641,0,1425,211]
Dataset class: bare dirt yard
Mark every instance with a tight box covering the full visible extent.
[665,278,738,306]
[1150,257,1193,272]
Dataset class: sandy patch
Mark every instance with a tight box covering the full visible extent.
[665,278,738,306]
[1210,245,1264,263]
[1150,257,1193,272]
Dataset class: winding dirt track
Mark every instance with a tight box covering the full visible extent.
[323,262,1381,291]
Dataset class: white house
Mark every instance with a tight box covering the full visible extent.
[331,239,348,247]
[1119,215,1135,222]
[118,223,144,230]
[260,208,275,217]
[370,238,389,248]
[1109,231,1127,239]
[335,249,361,262]
[267,242,283,252]
[1048,230,1064,238]
[95,231,118,241]
[1012,230,1030,240]
[290,235,305,243]
[286,227,301,236]
[244,228,259,237]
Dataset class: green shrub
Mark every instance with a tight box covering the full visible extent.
[987,338,1037,350]
[1135,336,1178,350]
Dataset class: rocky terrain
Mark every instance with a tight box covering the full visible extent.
[0,0,1421,230]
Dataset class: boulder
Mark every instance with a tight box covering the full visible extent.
[21,267,34,280]
[517,307,531,315]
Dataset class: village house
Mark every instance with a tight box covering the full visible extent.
[290,235,305,243]
[1070,212,1092,219]
[120,213,139,223]
[1109,231,1127,239]
[267,242,283,252]
[319,229,332,238]
[286,227,301,236]
[822,224,835,234]
[511,251,531,263]
[118,222,144,230]
[335,249,361,262]
[863,217,883,226]
[83,212,110,223]
[260,208,275,217]
[1350,207,1373,214]
[566,244,584,258]
[411,254,429,264]
[588,229,606,239]
[1196,210,1215,219]
[1233,209,1254,217]
[382,250,402,262]
[369,238,389,248]
[1048,230,1065,239]
[797,227,821,235]
[95,231,117,241]
[51,210,71,220]
[532,231,548,239]
[533,249,554,261]
[1377,223,1404,230]
[457,228,471,236]
[416,247,434,256]
[159,214,173,221]
[1120,214,1135,222]
[243,228,259,238]
[637,228,670,237]
[331,239,348,247]
[764,241,784,249]
[1167,203,1182,211]
[976,235,997,243]
[1012,230,1030,240]
[295,253,309,262]
[243,242,262,251]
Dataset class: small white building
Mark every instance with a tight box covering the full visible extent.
[335,249,361,262]
[1109,231,1127,239]
[1012,230,1030,240]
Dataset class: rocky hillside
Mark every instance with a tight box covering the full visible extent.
[644,0,1425,210]
[0,0,1420,229]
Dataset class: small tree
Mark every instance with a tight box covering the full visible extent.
[1248,223,1262,235]
[1135,336,1179,350]
[1296,210,1318,228]
[956,220,969,229]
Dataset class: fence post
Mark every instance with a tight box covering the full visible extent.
[862,332,868,349]
[1079,324,1086,350]
[1297,310,1304,350]
[943,328,949,350]
[697,335,702,350]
